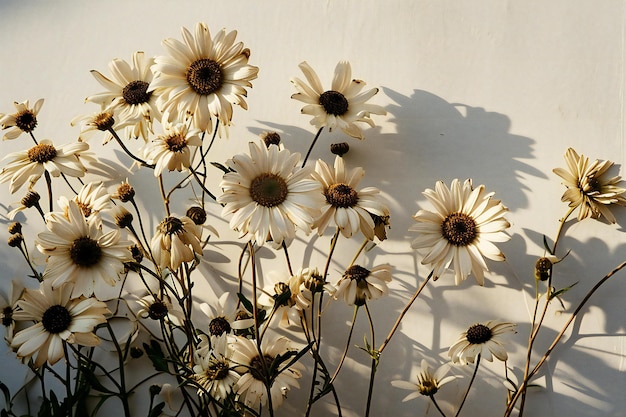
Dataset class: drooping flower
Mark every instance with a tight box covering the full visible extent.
[150,22,259,134]
[553,147,626,223]
[35,200,134,300]
[291,61,386,139]
[231,335,303,411]
[0,280,25,343]
[86,51,160,141]
[192,335,240,400]
[410,179,510,286]
[150,215,203,271]
[0,139,89,194]
[57,181,112,219]
[11,280,109,368]
[70,109,117,144]
[313,156,389,239]
[0,99,44,140]
[7,190,44,220]
[334,264,392,306]
[391,359,456,401]
[142,122,202,176]
[448,320,516,365]
[217,141,323,246]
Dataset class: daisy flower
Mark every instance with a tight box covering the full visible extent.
[57,181,112,219]
[313,156,390,239]
[199,292,254,338]
[448,320,516,365]
[136,293,185,326]
[35,200,134,300]
[142,122,202,176]
[0,280,25,343]
[291,61,386,139]
[86,51,160,141]
[7,190,44,220]
[150,22,259,133]
[334,264,392,306]
[553,147,626,223]
[0,139,89,194]
[150,215,203,271]
[70,109,117,144]
[259,269,314,327]
[217,141,323,246]
[0,99,44,140]
[192,335,240,400]
[11,280,109,368]
[231,335,303,411]
[410,179,510,286]
[391,359,456,400]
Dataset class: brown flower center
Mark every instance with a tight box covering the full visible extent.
[93,111,115,131]
[148,300,169,320]
[209,316,232,336]
[319,90,349,116]
[325,183,358,208]
[249,354,275,381]
[466,323,492,344]
[441,213,477,246]
[206,359,231,380]
[116,183,135,202]
[249,173,288,207]
[70,237,102,267]
[42,305,72,334]
[186,206,207,225]
[15,110,38,133]
[2,306,14,327]
[344,265,370,284]
[165,133,187,153]
[21,191,41,207]
[28,143,57,163]
[122,80,152,106]
[160,217,184,236]
[418,378,438,396]
[77,202,92,217]
[586,177,601,193]
[186,59,223,95]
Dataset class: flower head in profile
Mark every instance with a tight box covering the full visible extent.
[313,156,390,239]
[553,147,626,223]
[448,320,516,365]
[199,292,254,338]
[410,179,510,286]
[0,139,89,194]
[7,190,43,220]
[217,141,323,246]
[150,22,259,134]
[291,61,386,139]
[70,109,117,144]
[150,215,203,271]
[0,99,44,140]
[86,51,160,141]
[0,280,25,343]
[391,359,456,401]
[142,122,202,176]
[35,200,134,300]
[192,335,240,400]
[259,269,316,327]
[11,281,109,368]
[231,335,303,411]
[58,181,112,219]
[334,264,392,306]
[136,293,184,326]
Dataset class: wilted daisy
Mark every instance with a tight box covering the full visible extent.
[231,335,303,411]
[199,292,254,338]
[259,270,314,327]
[192,335,240,400]
[448,320,516,365]
[217,141,323,246]
[334,264,392,306]
[0,99,44,140]
[553,147,626,223]
[86,51,160,141]
[58,181,112,219]
[11,281,109,368]
[150,22,259,133]
[410,179,510,286]
[0,280,25,343]
[291,61,386,139]
[35,200,134,299]
[391,359,456,400]
[0,139,89,194]
[70,109,117,144]
[313,156,389,239]
[150,215,203,271]
[142,122,202,176]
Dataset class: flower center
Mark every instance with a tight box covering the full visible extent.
[2,306,14,327]
[186,59,223,95]
[116,183,135,202]
[344,265,370,283]
[441,213,477,246]
[148,300,169,320]
[27,143,57,163]
[418,378,438,396]
[586,177,601,193]
[41,305,72,334]
[94,111,115,131]
[206,359,231,380]
[325,183,359,208]
[466,324,492,344]
[70,237,102,267]
[249,173,289,207]
[319,90,349,116]
[249,354,275,381]
[77,202,92,217]
[15,110,38,132]
[209,316,232,336]
[122,80,152,105]
[21,191,41,207]
[165,133,187,153]
[160,217,184,235]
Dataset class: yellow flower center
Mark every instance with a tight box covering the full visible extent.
[165,132,187,153]
[325,183,359,208]
[27,143,57,163]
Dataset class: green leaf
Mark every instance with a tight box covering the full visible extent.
[237,292,254,314]
[143,340,169,373]
[211,162,234,173]
[548,281,579,301]
[148,402,165,417]
[542,235,554,255]
[80,364,115,394]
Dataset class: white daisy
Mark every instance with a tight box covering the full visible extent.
[291,61,386,139]
[0,99,44,140]
[391,359,456,400]
[136,293,185,326]
[410,179,510,286]
[0,280,25,344]
[217,141,323,246]
[259,269,314,327]
[199,292,254,338]
[192,335,240,401]
[70,109,117,144]
[334,264,392,306]
[11,280,109,368]
[313,156,389,239]
[150,22,259,133]
[150,215,203,271]
[448,320,516,365]
[142,122,202,176]
[57,181,112,219]
[0,139,89,194]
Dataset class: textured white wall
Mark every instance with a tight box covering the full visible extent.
[1,1,625,416]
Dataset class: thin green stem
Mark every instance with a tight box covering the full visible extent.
[328,305,359,385]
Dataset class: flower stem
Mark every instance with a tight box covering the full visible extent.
[455,354,480,417]
[328,305,359,385]
[430,395,450,417]
[108,127,153,167]
[301,127,324,168]
[363,302,378,417]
